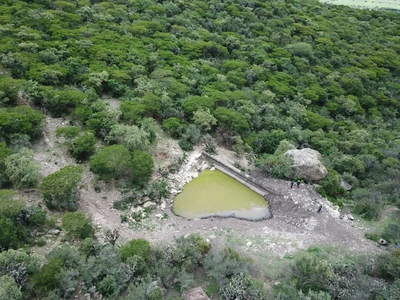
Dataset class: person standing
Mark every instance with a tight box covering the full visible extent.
[317,205,322,213]
[291,181,294,189]
[297,180,301,188]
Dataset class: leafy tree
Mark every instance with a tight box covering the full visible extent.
[90,145,131,180]
[120,239,151,262]
[130,150,154,185]
[5,148,41,188]
[62,212,95,240]
[214,107,249,133]
[70,131,97,161]
[193,108,217,132]
[306,111,332,131]
[0,275,22,300]
[105,124,149,152]
[33,258,63,293]
[0,217,25,251]
[55,126,80,139]
[0,190,24,218]
[0,106,44,142]
[0,143,13,186]
[163,117,186,138]
[120,101,147,124]
[40,166,83,211]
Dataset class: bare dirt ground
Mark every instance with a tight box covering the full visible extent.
[26,116,381,273]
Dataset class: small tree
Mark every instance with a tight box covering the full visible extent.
[0,275,22,300]
[0,190,24,218]
[90,145,132,180]
[5,148,41,188]
[120,239,151,262]
[33,258,63,293]
[40,166,83,211]
[193,108,217,132]
[62,212,95,240]
[130,150,154,185]
[70,131,97,161]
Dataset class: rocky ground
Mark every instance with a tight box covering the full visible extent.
[24,116,381,276]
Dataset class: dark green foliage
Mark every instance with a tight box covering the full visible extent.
[0,106,44,142]
[306,111,332,131]
[120,239,151,262]
[214,107,249,133]
[55,126,80,139]
[163,117,186,138]
[70,131,97,161]
[179,140,193,151]
[131,150,154,185]
[0,217,26,251]
[317,169,344,199]
[40,166,83,211]
[120,101,147,124]
[62,212,95,240]
[375,250,400,281]
[90,145,131,180]
[33,258,63,293]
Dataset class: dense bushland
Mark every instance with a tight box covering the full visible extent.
[0,0,399,298]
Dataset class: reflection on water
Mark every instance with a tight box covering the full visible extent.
[173,169,270,220]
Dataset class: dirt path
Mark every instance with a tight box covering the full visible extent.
[29,116,380,264]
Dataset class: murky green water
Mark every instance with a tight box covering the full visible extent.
[173,169,270,220]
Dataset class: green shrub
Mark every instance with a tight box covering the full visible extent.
[70,131,97,161]
[90,145,132,180]
[62,212,95,240]
[0,190,24,218]
[55,126,80,139]
[221,273,267,300]
[98,274,118,297]
[33,258,63,293]
[318,169,343,199]
[120,239,151,262]
[376,250,400,281]
[40,166,83,211]
[292,256,329,293]
[0,275,22,300]
[204,248,252,283]
[5,148,41,188]
[37,238,46,247]
[179,140,193,151]
[130,150,154,185]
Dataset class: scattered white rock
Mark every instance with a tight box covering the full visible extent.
[340,180,352,191]
[143,201,156,208]
[210,167,215,171]
[208,235,216,240]
[348,214,354,221]
[155,213,163,219]
[160,201,166,210]
[48,229,60,235]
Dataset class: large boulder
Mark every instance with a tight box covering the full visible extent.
[184,287,210,300]
[285,148,328,181]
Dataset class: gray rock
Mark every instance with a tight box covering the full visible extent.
[184,287,210,300]
[88,286,97,293]
[285,148,328,181]
[347,214,354,221]
[48,229,61,235]
[143,201,156,208]
[340,180,352,191]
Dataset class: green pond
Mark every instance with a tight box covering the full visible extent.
[173,169,270,220]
